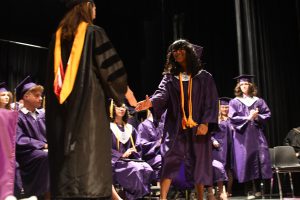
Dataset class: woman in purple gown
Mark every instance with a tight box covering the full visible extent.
[110,101,154,200]
[135,39,219,200]
[228,74,272,199]
[207,97,233,200]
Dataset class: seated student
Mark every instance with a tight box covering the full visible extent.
[283,126,300,159]
[110,100,154,200]
[136,110,165,184]
[15,76,49,199]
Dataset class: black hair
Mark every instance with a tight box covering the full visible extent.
[163,39,202,77]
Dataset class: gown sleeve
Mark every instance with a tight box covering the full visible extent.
[228,99,250,132]
[150,75,171,119]
[255,98,271,125]
[93,27,127,106]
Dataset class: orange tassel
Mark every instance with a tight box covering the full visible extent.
[179,73,198,130]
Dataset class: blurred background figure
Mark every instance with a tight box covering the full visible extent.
[283,126,300,160]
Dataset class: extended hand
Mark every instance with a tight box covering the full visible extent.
[135,95,152,111]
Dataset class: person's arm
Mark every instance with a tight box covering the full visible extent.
[125,86,138,107]
[255,99,271,125]
[93,27,127,106]
[16,119,46,151]
[197,74,219,135]
[228,99,250,132]
[136,75,170,121]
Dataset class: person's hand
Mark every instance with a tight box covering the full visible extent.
[135,95,152,111]
[122,148,136,158]
[248,108,259,120]
[44,143,48,149]
[213,140,220,148]
[196,123,208,135]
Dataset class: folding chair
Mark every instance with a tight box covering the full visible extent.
[269,148,275,198]
[272,146,300,199]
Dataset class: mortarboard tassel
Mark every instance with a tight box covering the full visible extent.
[109,99,114,119]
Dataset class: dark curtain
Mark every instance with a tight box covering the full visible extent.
[140,0,238,98]
[234,0,300,147]
[0,40,48,92]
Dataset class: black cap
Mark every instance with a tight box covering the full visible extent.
[63,0,94,8]
[219,97,231,105]
[15,76,38,101]
[0,82,7,93]
[233,74,254,83]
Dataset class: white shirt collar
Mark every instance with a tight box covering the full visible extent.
[20,107,39,120]
[175,72,190,81]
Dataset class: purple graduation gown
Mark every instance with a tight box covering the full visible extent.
[111,123,154,200]
[150,70,219,186]
[136,116,164,181]
[211,120,231,182]
[228,97,272,183]
[16,109,49,196]
[0,109,18,200]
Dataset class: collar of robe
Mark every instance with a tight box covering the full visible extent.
[20,107,39,120]
[53,22,88,104]
[179,73,198,129]
[110,122,136,152]
[236,96,258,107]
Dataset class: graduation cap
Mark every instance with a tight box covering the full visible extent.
[63,0,94,8]
[15,76,42,101]
[219,97,231,105]
[233,74,254,83]
[0,82,8,93]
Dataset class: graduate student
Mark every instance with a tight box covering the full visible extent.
[136,39,219,200]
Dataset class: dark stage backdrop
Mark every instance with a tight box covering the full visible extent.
[0,41,47,93]
[0,0,300,149]
[234,0,300,147]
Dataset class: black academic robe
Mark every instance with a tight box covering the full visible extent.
[45,24,127,198]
